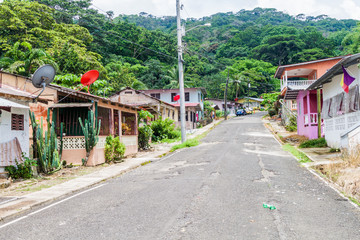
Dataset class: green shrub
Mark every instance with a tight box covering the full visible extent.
[105,135,126,162]
[5,155,37,179]
[285,116,297,132]
[151,118,180,142]
[215,110,224,118]
[268,108,277,117]
[299,138,327,148]
[329,148,340,153]
[138,125,153,150]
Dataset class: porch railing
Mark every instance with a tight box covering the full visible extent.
[279,99,297,126]
[304,113,324,136]
[280,78,317,91]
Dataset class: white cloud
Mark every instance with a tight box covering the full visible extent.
[340,0,360,20]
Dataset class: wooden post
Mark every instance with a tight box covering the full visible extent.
[317,89,322,138]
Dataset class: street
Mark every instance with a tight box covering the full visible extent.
[1,113,360,239]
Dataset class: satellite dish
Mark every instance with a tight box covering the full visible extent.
[81,70,99,94]
[31,64,56,101]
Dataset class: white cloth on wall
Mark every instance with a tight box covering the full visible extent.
[0,137,23,167]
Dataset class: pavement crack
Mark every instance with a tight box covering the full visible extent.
[255,154,274,183]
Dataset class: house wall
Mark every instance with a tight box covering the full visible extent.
[207,99,237,115]
[61,101,139,166]
[0,106,29,157]
[142,88,204,114]
[322,64,360,148]
[111,89,179,122]
[0,72,57,102]
[296,90,319,139]
[279,59,342,79]
[174,106,198,130]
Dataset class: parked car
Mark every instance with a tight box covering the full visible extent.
[245,107,253,114]
[236,109,246,116]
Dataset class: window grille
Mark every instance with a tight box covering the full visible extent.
[11,114,24,131]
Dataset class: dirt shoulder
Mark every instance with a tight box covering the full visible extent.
[263,117,360,206]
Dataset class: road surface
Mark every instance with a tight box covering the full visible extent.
[1,113,360,239]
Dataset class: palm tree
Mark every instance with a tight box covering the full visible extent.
[164,67,193,89]
[0,41,57,77]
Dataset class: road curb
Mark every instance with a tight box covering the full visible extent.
[0,158,152,223]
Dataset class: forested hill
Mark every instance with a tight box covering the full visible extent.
[118,8,357,33]
[1,1,360,100]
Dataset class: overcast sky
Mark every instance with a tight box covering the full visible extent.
[91,0,360,20]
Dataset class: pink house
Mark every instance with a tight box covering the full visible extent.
[275,56,344,139]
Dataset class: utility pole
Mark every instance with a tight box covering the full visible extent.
[176,0,186,143]
[247,81,250,108]
[224,68,229,120]
[317,88,321,138]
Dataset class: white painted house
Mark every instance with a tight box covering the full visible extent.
[307,53,360,149]
[141,88,206,130]
[0,87,31,171]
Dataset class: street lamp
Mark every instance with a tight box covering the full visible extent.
[183,23,211,35]
[176,0,210,143]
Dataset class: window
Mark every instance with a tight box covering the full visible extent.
[124,91,132,95]
[172,111,175,119]
[150,93,160,99]
[98,107,111,136]
[186,111,188,121]
[347,85,359,112]
[185,92,190,102]
[198,93,201,102]
[190,111,193,122]
[11,114,24,131]
[122,112,137,135]
[171,93,178,102]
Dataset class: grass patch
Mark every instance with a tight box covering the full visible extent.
[141,161,151,166]
[19,184,51,192]
[171,138,200,152]
[160,137,181,144]
[347,195,360,206]
[299,138,327,148]
[282,144,312,163]
[341,192,360,206]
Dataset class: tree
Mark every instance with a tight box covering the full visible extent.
[251,34,304,65]
[105,61,148,92]
[342,23,360,54]
[1,41,56,77]
[32,0,92,24]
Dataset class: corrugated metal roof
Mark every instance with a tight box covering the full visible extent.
[0,97,29,109]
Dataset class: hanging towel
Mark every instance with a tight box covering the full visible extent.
[0,137,23,167]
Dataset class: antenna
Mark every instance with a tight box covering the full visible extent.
[80,70,99,93]
[31,64,56,101]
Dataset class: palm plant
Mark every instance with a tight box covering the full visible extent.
[164,67,193,89]
[0,41,57,77]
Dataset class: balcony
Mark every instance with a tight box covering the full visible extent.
[281,79,317,91]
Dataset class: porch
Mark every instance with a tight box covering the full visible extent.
[50,93,138,166]
[297,90,323,139]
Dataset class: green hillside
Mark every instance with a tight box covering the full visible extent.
[1,1,359,100]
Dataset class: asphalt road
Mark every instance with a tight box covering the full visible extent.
[1,113,360,239]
